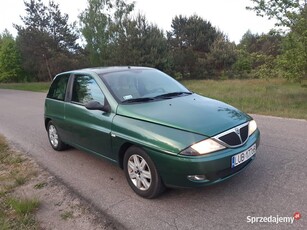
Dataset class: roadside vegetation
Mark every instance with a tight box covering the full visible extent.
[0,0,305,118]
[0,135,39,229]
[183,78,307,120]
[0,82,50,92]
[0,78,306,120]
[0,0,306,84]
[0,135,119,229]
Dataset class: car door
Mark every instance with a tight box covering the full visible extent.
[64,74,115,160]
[45,73,70,139]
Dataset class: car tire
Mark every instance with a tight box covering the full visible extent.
[123,146,165,198]
[47,121,67,151]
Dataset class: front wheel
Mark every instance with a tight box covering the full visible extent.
[123,146,165,198]
[47,121,67,151]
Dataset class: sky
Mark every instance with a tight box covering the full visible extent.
[0,0,276,44]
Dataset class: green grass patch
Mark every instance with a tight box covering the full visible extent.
[0,210,38,230]
[7,198,39,216]
[182,78,307,120]
[0,135,40,230]
[0,82,50,92]
[34,182,47,190]
[60,211,74,220]
[14,176,27,186]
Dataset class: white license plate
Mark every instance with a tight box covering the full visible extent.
[231,144,256,168]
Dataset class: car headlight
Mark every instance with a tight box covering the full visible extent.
[248,120,257,136]
[181,138,226,156]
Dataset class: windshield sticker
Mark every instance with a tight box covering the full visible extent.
[123,95,133,100]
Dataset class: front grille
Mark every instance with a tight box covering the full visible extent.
[240,125,248,142]
[219,132,241,146]
[216,122,249,147]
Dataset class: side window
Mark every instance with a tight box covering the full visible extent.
[71,75,105,105]
[47,74,69,101]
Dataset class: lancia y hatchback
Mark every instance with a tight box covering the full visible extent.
[44,66,260,198]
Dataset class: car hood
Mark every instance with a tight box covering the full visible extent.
[116,94,251,137]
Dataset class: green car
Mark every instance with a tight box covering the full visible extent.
[44,67,260,198]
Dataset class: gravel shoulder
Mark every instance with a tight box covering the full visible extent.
[8,143,123,230]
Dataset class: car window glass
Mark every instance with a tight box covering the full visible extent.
[47,74,69,101]
[71,75,105,105]
[100,69,189,102]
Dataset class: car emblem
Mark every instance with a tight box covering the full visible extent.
[235,128,243,143]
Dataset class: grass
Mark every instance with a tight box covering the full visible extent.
[0,135,40,229]
[0,82,50,92]
[182,78,307,120]
[33,182,47,190]
[0,78,306,119]
[60,211,74,220]
[6,198,39,216]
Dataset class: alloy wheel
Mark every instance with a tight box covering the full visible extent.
[48,124,59,148]
[127,154,152,191]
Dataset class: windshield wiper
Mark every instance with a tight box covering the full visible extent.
[122,92,192,103]
[122,97,155,104]
[154,91,193,99]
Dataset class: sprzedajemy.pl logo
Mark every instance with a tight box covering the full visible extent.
[247,212,301,224]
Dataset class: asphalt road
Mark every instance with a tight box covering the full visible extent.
[0,89,306,230]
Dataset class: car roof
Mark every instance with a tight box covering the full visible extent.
[61,66,154,76]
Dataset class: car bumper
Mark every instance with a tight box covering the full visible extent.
[147,129,260,188]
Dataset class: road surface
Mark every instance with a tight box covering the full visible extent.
[0,89,306,230]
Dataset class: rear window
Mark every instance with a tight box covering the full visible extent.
[47,74,70,101]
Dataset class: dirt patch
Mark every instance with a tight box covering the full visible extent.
[5,142,123,230]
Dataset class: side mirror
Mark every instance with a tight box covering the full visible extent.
[85,100,111,113]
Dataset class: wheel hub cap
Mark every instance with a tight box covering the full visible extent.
[49,125,58,147]
[127,154,152,191]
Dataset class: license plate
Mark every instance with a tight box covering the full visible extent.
[231,144,256,168]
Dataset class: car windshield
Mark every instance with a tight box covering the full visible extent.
[99,69,191,103]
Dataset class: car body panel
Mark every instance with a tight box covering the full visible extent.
[117,94,251,136]
[62,102,115,159]
[111,115,206,156]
